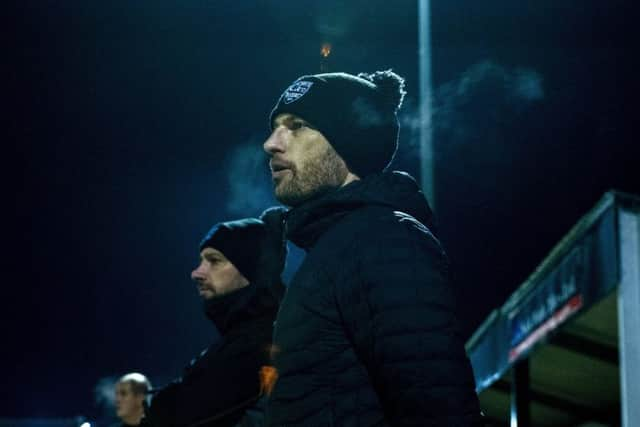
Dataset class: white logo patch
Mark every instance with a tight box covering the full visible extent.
[282,81,314,104]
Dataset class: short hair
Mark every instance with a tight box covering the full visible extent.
[118,372,152,396]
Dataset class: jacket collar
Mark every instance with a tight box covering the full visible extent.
[285,171,434,250]
[203,283,278,335]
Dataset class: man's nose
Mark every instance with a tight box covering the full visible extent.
[191,264,205,281]
[263,127,286,155]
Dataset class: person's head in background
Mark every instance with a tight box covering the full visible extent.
[115,372,152,426]
[191,207,287,303]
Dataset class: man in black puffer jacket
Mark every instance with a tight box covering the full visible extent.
[147,207,287,427]
[262,71,483,426]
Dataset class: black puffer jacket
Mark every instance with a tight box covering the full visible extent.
[148,208,287,427]
[266,171,482,426]
[148,283,279,427]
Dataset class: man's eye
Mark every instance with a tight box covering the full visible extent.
[290,121,305,131]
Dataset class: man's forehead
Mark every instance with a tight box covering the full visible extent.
[274,113,307,126]
[116,381,130,391]
[200,247,226,259]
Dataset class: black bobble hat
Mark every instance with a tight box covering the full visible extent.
[269,70,406,177]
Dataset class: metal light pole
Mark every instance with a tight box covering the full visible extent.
[418,0,435,211]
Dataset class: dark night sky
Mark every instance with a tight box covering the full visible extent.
[5,0,638,421]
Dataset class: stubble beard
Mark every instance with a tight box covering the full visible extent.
[274,146,349,207]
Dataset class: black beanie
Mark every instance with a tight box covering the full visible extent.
[269,70,406,177]
[199,207,287,286]
[199,218,265,284]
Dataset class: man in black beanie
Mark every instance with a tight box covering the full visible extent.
[146,207,287,427]
[263,71,483,426]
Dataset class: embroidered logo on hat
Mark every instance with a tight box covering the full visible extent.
[283,81,314,104]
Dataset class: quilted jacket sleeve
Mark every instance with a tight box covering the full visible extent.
[345,214,482,426]
[147,336,266,427]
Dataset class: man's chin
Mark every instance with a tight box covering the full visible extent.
[275,184,335,207]
[198,289,216,299]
